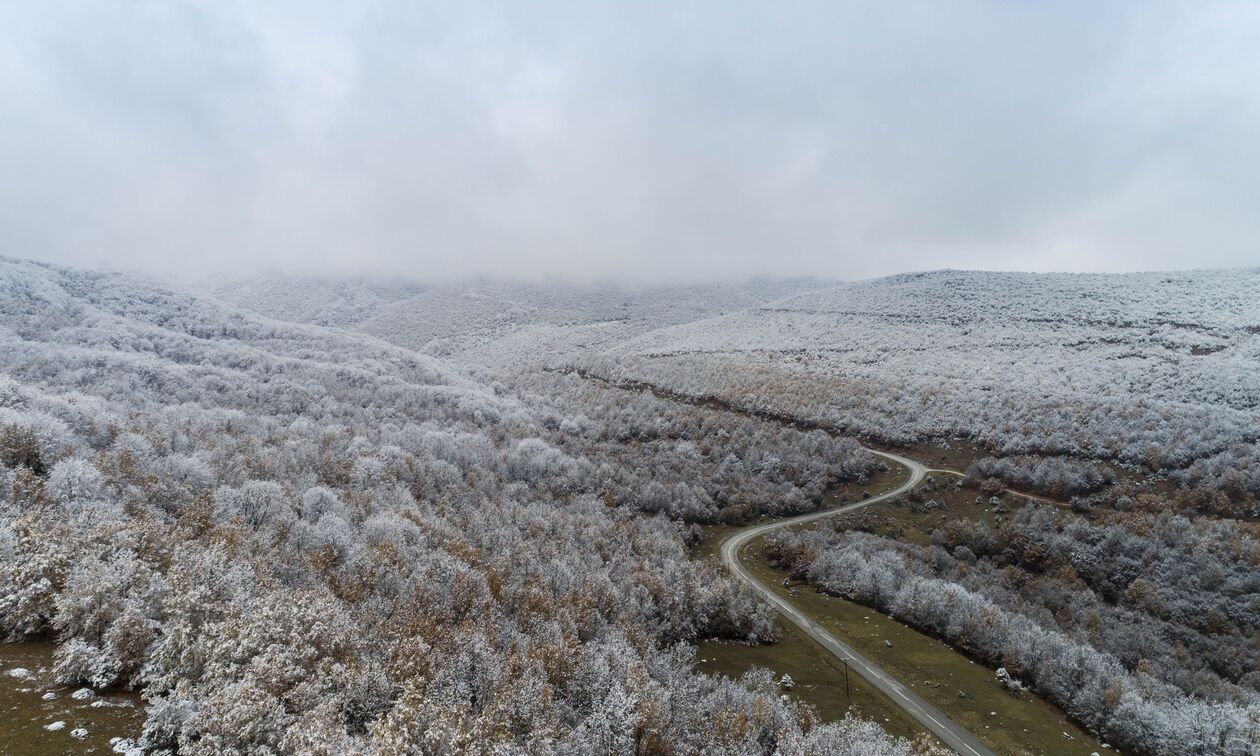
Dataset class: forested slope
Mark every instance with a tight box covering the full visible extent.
[0,257,919,754]
[592,269,1260,513]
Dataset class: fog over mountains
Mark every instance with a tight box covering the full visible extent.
[5,2,1260,753]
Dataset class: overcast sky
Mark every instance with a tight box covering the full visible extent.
[2,2,1257,283]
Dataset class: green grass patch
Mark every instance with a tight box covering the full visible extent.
[743,544,1107,756]
[809,473,1010,547]
[695,618,928,742]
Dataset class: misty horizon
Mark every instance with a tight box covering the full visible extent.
[43,256,1260,290]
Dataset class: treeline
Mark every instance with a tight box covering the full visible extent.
[964,455,1116,498]
[511,371,875,523]
[764,505,1260,756]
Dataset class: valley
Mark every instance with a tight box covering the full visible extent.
[6,4,1258,752]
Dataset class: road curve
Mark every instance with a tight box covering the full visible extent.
[720,450,996,756]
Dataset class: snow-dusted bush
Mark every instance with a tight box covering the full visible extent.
[965,455,1116,497]
[214,481,295,530]
[47,458,106,502]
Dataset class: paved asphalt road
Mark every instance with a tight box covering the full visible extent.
[719,449,996,756]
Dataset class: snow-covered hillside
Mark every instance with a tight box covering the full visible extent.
[589,269,1260,477]
[206,276,828,369]
[203,265,1260,498]
[202,275,426,329]
[613,269,1260,406]
[1,259,493,416]
[6,257,1260,753]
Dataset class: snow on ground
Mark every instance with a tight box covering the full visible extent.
[589,269,1260,467]
[611,269,1260,409]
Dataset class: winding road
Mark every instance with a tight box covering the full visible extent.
[720,450,996,756]
[568,370,1048,753]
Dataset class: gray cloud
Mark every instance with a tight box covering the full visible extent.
[2,1,1257,283]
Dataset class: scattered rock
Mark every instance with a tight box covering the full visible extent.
[91,699,134,709]
[71,728,89,740]
[7,667,31,679]
[884,639,892,647]
[779,674,795,690]
[958,690,967,698]
[44,721,66,732]
[71,687,95,700]
[41,691,57,700]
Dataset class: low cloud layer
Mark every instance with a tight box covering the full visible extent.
[2,1,1257,282]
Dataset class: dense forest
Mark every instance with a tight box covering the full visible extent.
[0,258,929,753]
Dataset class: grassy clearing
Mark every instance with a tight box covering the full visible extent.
[897,438,990,475]
[0,641,145,755]
[695,618,927,742]
[741,548,1107,755]
[809,473,1010,547]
